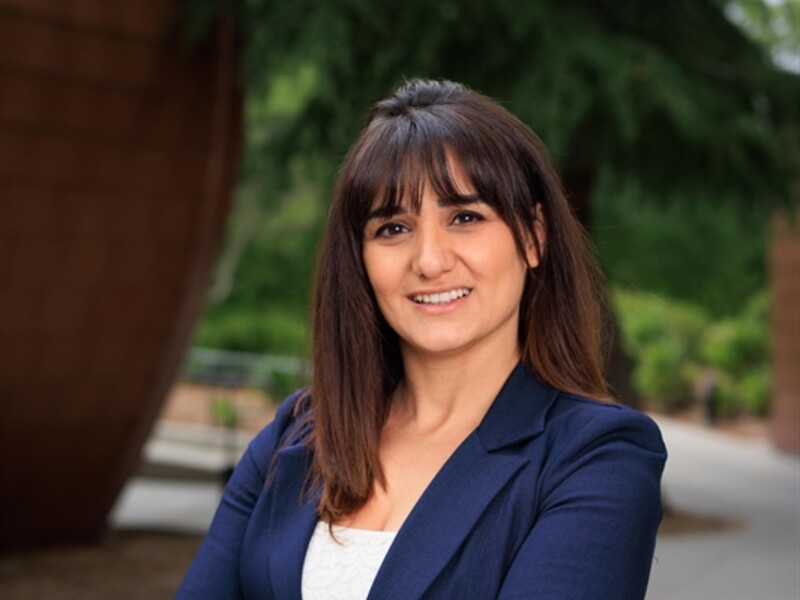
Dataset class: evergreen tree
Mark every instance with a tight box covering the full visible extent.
[182,0,798,403]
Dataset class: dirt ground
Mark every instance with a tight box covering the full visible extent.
[0,531,201,600]
[159,381,278,432]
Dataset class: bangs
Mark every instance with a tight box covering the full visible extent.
[344,108,536,241]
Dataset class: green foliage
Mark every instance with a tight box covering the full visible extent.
[594,174,768,315]
[195,172,322,356]
[195,307,309,357]
[700,291,771,415]
[267,370,311,405]
[615,290,708,410]
[614,289,771,415]
[211,395,239,429]
[739,368,770,414]
[615,292,709,356]
[702,318,766,372]
[633,338,697,407]
[182,0,796,203]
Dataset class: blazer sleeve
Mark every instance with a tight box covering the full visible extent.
[497,407,667,600]
[174,391,304,600]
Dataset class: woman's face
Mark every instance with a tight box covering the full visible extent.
[362,161,539,363]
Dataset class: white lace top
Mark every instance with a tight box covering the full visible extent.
[301,521,398,600]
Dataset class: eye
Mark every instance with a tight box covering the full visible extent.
[374,222,408,238]
[452,211,485,226]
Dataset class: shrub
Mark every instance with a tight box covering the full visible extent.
[701,318,766,373]
[614,288,770,416]
[211,394,240,429]
[194,307,310,357]
[739,369,770,415]
[699,291,770,416]
[614,290,708,411]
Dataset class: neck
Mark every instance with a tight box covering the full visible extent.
[393,342,520,433]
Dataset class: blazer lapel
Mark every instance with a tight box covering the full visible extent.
[369,364,559,600]
[266,443,318,600]
[369,433,528,600]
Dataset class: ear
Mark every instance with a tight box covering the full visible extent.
[524,203,546,268]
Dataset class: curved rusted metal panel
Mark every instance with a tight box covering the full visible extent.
[0,0,242,548]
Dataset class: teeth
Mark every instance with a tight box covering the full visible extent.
[413,288,470,305]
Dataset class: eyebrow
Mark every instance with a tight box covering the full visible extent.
[366,193,483,221]
[439,193,482,208]
[366,205,404,220]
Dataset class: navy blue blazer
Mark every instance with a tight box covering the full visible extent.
[176,364,666,599]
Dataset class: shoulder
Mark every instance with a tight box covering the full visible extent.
[479,364,664,460]
[545,391,666,457]
[532,392,667,501]
[246,388,312,472]
[506,390,667,527]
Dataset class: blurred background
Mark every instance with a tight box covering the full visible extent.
[0,0,798,598]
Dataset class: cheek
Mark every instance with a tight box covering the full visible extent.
[363,249,396,297]
[362,249,379,286]
[491,249,530,299]
[474,238,526,278]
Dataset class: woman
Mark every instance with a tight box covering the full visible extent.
[177,79,666,600]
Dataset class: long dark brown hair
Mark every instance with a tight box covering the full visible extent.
[303,79,610,524]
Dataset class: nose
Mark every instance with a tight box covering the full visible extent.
[412,223,455,279]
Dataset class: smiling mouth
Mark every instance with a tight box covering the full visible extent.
[412,288,471,305]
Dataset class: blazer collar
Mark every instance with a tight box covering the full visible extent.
[476,362,560,451]
[265,362,558,600]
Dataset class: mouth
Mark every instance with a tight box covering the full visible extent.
[411,288,471,306]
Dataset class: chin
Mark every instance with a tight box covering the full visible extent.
[403,335,474,357]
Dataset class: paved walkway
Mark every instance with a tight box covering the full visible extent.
[110,415,800,599]
[646,416,800,600]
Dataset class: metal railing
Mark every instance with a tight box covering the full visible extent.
[182,346,310,395]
